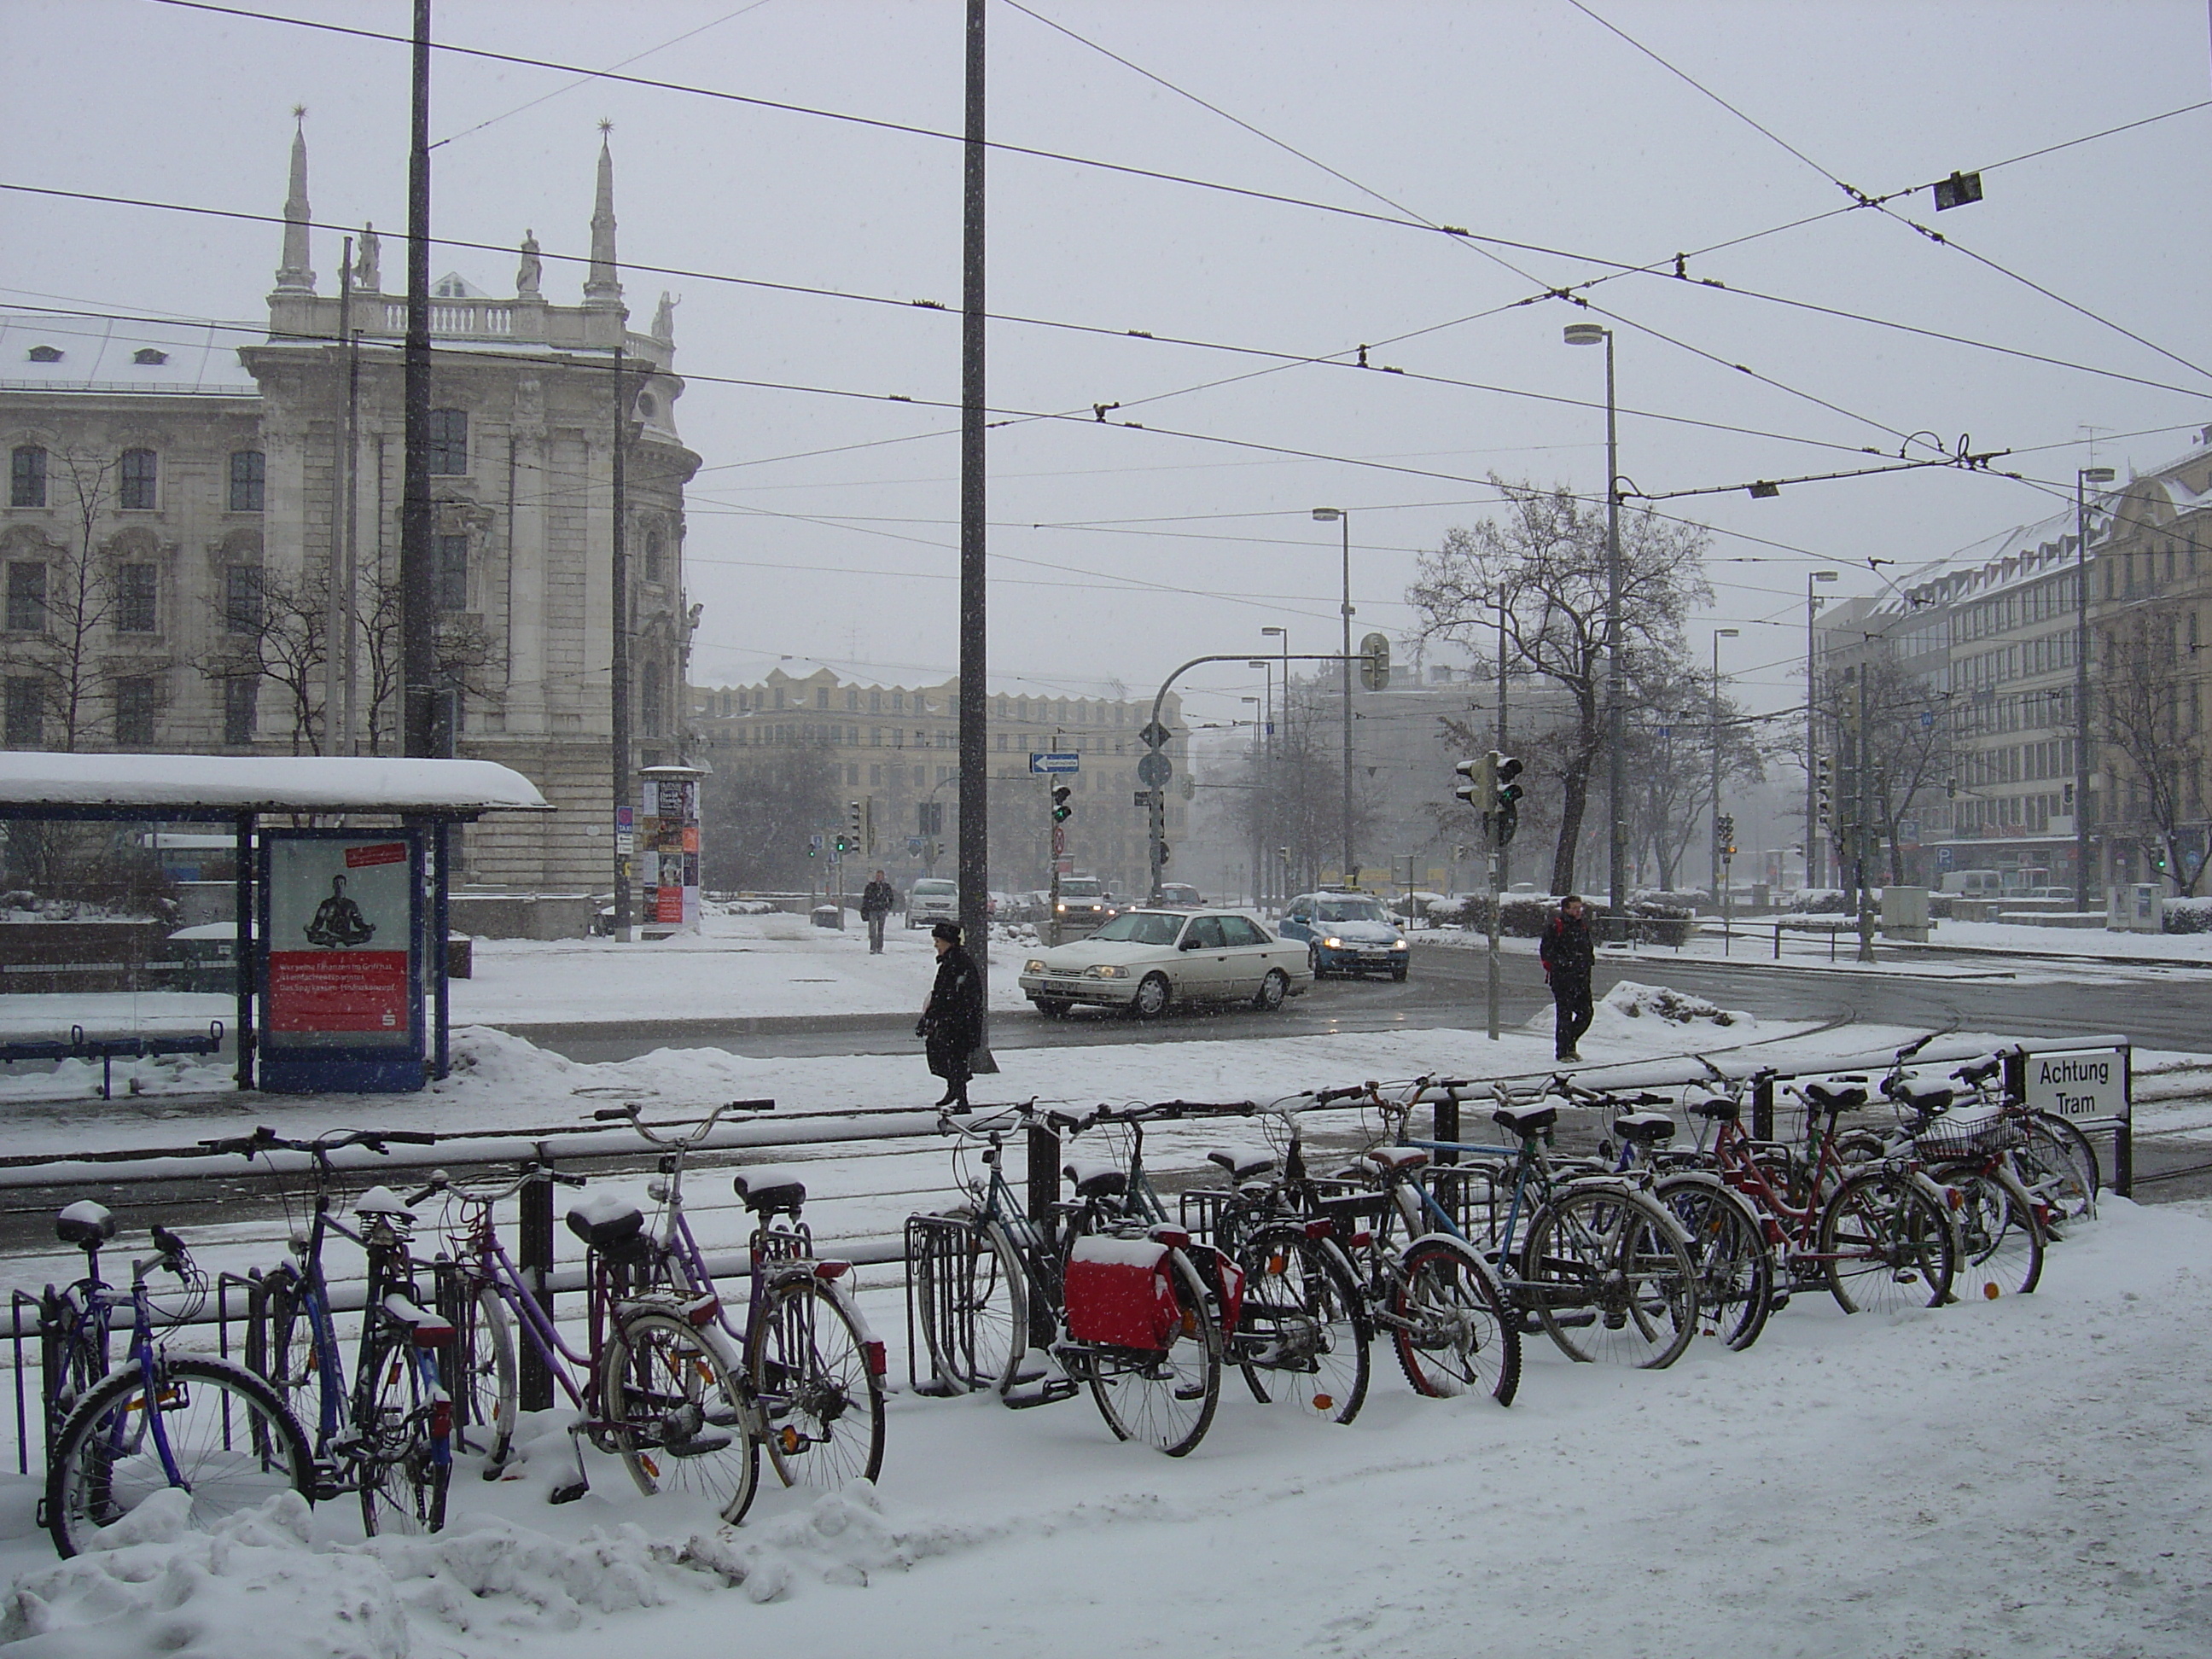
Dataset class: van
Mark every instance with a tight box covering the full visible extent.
[1937,870,2004,898]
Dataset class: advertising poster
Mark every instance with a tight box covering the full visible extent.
[638,772,701,930]
[265,834,416,1050]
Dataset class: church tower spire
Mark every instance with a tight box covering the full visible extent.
[273,107,316,294]
[583,125,623,311]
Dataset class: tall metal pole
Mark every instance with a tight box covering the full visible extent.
[2075,467,2113,911]
[1603,331,1624,920]
[1495,593,1510,894]
[1711,632,1723,902]
[1342,510,1353,887]
[958,0,996,1071]
[341,288,362,753]
[610,347,632,940]
[399,0,436,757]
[1854,665,1876,961]
[326,236,352,755]
[1806,575,1819,889]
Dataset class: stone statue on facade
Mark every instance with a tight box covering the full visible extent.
[651,291,678,344]
[353,224,380,291]
[516,230,542,297]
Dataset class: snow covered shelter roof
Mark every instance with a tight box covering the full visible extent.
[0,754,551,820]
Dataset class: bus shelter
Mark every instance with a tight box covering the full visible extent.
[0,754,550,1092]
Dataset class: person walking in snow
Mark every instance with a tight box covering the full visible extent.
[1540,894,1595,1063]
[860,869,896,954]
[917,922,982,1109]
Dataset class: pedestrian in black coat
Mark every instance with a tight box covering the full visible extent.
[1539,894,1596,1062]
[917,922,982,1108]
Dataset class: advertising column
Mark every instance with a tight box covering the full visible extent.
[259,830,424,1092]
[638,765,704,934]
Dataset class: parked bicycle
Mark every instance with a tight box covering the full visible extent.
[591,1103,887,1496]
[38,1202,312,1557]
[207,1126,455,1535]
[422,1161,757,1523]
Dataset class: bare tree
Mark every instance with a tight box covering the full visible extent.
[0,451,121,750]
[1228,678,1386,893]
[702,745,840,891]
[1819,654,1955,887]
[1412,479,1713,896]
[1621,658,1770,893]
[354,573,499,756]
[2100,602,2207,894]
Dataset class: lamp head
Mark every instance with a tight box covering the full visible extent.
[1814,570,1839,584]
[2081,467,2116,485]
[1312,507,1343,523]
[1563,323,1607,346]
[1261,626,1285,637]
[1716,628,1740,639]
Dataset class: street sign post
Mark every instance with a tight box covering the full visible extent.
[1029,752,1081,774]
[1137,752,1173,788]
[1138,720,1172,751]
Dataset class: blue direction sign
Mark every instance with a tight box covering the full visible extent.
[1030,751,1081,774]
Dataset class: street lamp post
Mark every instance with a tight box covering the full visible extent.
[1242,695,1262,905]
[1805,570,1839,888]
[1709,627,1739,902]
[1563,324,1624,921]
[1247,661,1272,905]
[2075,466,2116,911]
[1311,509,1354,887]
[1260,626,1288,900]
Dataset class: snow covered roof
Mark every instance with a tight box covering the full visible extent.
[0,312,257,395]
[0,754,551,818]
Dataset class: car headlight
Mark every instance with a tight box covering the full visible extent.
[1391,940,1409,950]
[1323,936,1343,950]
[1055,903,1067,912]
[1024,958,1047,975]
[1086,964,1125,978]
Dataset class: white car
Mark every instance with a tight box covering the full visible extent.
[905,877,958,928]
[1018,908,1310,1018]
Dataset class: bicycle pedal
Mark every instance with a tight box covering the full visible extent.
[1001,1379,1080,1409]
[549,1478,588,1505]
[666,1433,734,1459]
[1766,1294,1791,1311]
[33,1498,47,1528]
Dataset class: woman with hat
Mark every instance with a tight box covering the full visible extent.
[917,922,982,1109]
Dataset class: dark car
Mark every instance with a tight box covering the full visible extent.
[1276,891,1412,981]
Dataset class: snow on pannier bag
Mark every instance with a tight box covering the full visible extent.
[1063,1234,1181,1351]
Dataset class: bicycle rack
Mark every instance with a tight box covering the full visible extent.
[903,1214,987,1396]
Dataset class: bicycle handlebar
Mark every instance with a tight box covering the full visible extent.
[197,1126,434,1160]
[418,1162,586,1205]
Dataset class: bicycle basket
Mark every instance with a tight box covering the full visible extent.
[1912,1111,2019,1161]
[1063,1234,1179,1351]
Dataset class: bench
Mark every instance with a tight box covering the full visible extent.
[1772,917,1860,961]
[0,1022,226,1099]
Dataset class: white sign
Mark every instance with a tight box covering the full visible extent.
[1030,752,1080,774]
[2023,1047,2128,1121]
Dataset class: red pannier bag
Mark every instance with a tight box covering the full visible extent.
[1063,1234,1180,1351]
[1189,1243,1245,1340]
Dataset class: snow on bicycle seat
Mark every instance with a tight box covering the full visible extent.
[1611,1109,1676,1144]
[731,1170,807,1214]
[381,1293,457,1346]
[1063,1156,1128,1199]
[55,1200,117,1249]
[565,1190,647,1253]
[1890,1073,1955,1115]
[354,1185,414,1218]
[1491,1103,1557,1138]
[1359,1146,1429,1174]
[1684,1094,1738,1123]
[1206,1149,1276,1183]
[1802,1080,1868,1112]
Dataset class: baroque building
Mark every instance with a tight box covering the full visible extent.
[0,119,697,897]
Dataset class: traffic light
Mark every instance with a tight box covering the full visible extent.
[1160,843,1173,866]
[862,797,876,854]
[1454,753,1494,811]
[1493,753,1524,847]
[847,800,863,847]
[1716,813,1737,859]
[1816,754,1835,826]
[1051,783,1072,823]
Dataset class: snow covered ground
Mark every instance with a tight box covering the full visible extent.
[1,1196,2203,1658]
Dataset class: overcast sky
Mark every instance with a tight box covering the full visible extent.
[7,0,2209,741]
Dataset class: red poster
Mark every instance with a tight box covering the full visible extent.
[267,952,410,1033]
[655,888,684,923]
[344,841,408,870]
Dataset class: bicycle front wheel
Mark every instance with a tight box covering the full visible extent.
[1819,1170,1956,1313]
[601,1307,758,1526]
[1390,1235,1521,1406]
[354,1328,451,1535]
[1929,1162,2043,1301]
[2019,1113,2099,1231]
[912,1209,1024,1394]
[46,1355,314,1558]
[1086,1249,1221,1456]
[1234,1226,1371,1423]
[753,1278,887,1490]
[1522,1186,1699,1369]
[1654,1172,1773,1352]
[441,1280,517,1470]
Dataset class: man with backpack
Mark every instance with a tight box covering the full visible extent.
[1540,894,1596,1062]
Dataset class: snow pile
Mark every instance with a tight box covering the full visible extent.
[1527,980,1749,1041]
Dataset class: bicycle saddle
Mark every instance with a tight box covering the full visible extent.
[1359,1146,1429,1174]
[1684,1094,1738,1123]
[1889,1074,1954,1115]
[354,1185,414,1218]
[1491,1103,1557,1138]
[1802,1080,1868,1112]
[731,1170,807,1215]
[1063,1156,1128,1199]
[55,1200,117,1249]
[1612,1109,1675,1145]
[1206,1150,1276,1183]
[566,1191,648,1254]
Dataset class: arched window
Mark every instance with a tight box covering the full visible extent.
[643,523,665,583]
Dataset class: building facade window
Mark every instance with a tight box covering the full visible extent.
[229,450,265,512]
[434,533,469,610]
[6,562,46,632]
[223,564,262,633]
[4,678,43,747]
[816,686,830,710]
[643,524,665,583]
[114,676,156,746]
[223,677,258,745]
[9,445,45,509]
[118,448,157,509]
[641,667,663,736]
[115,562,157,633]
[870,690,882,713]
[426,409,468,474]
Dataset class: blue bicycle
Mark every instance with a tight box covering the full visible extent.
[39,1201,313,1557]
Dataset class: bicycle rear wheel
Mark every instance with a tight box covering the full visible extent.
[46,1355,313,1557]
[1085,1249,1221,1456]
[354,1327,450,1535]
[1233,1226,1370,1423]
[601,1307,758,1525]
[2019,1113,2098,1230]
[1819,1170,1956,1313]
[1929,1162,2043,1301]
[1390,1235,1521,1405]
[1654,1173,1773,1352]
[1522,1186,1698,1369]
[752,1277,887,1490]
